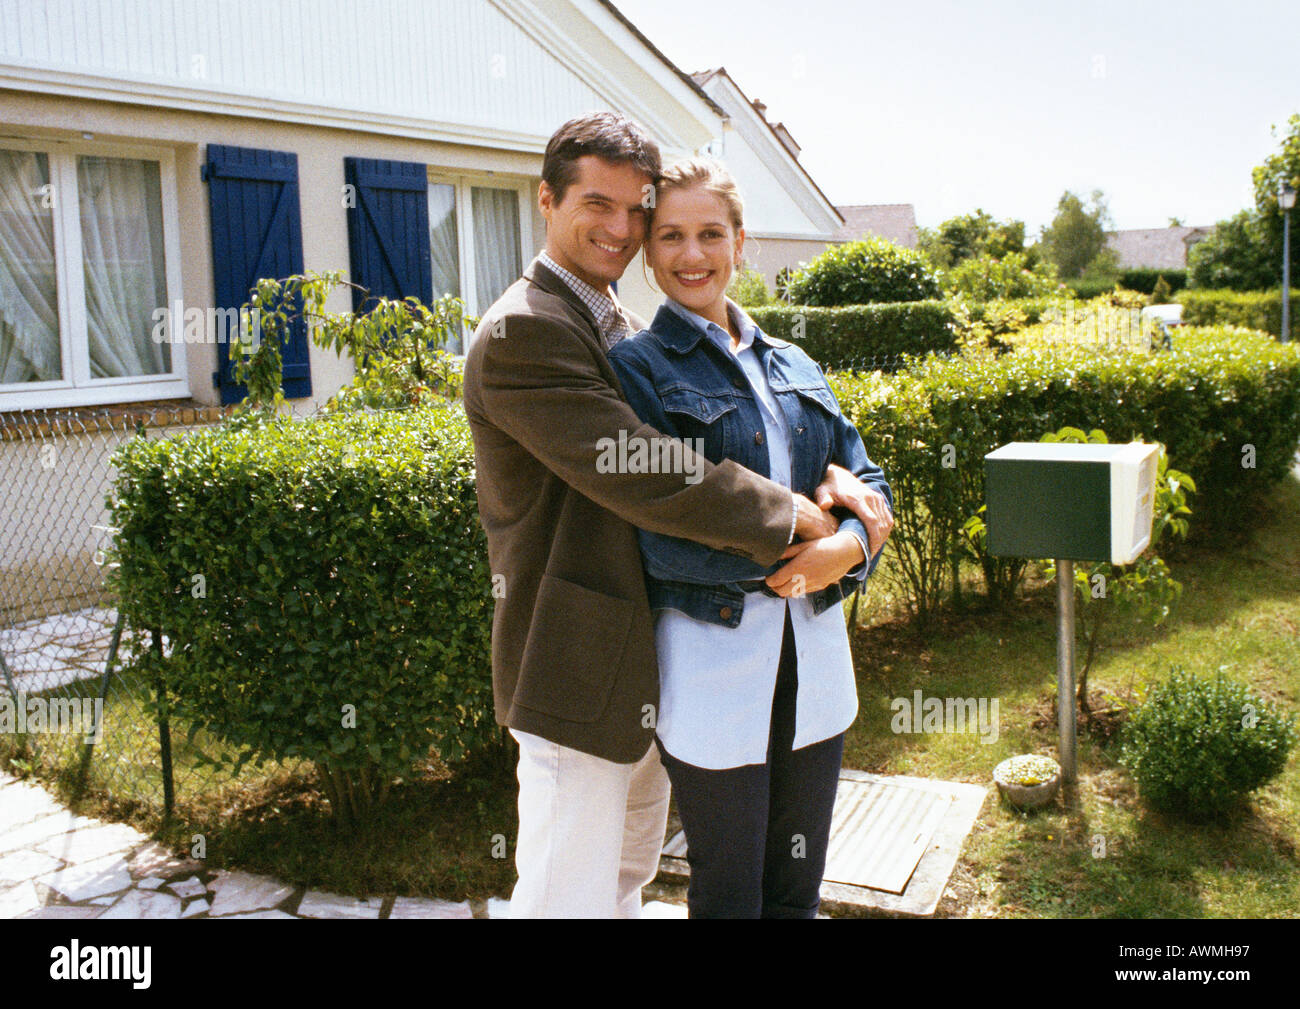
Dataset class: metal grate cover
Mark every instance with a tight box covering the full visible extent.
[662,774,953,896]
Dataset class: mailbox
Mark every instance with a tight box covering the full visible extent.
[984,442,1159,565]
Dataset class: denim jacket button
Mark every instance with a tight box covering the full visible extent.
[719,606,733,620]
[754,430,765,446]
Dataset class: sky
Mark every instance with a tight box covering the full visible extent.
[610,0,1300,236]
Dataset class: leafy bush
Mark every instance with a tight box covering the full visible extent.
[1119,668,1297,819]
[108,403,496,825]
[1188,209,1276,292]
[829,326,1300,615]
[1120,268,1188,296]
[942,252,1061,301]
[785,237,941,306]
[747,302,958,371]
[1177,287,1299,341]
[726,266,772,307]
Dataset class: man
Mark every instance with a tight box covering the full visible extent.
[462,112,893,918]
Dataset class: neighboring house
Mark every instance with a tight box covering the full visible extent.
[688,68,844,295]
[1105,225,1214,271]
[0,0,848,416]
[835,204,919,250]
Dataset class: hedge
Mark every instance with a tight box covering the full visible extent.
[747,302,959,371]
[1176,288,1299,341]
[108,403,495,815]
[828,325,1300,614]
[1118,268,1189,296]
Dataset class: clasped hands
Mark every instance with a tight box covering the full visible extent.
[765,464,895,598]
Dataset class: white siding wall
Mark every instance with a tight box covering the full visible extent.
[0,0,606,142]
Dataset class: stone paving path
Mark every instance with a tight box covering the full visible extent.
[0,769,687,919]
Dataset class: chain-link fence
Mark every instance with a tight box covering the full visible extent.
[0,405,246,812]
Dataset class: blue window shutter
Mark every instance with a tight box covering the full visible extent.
[203,144,311,404]
[344,157,433,314]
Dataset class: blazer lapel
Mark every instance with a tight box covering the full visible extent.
[524,256,603,345]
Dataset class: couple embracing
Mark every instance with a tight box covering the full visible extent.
[462,111,894,919]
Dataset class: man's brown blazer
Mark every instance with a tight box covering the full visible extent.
[462,256,794,763]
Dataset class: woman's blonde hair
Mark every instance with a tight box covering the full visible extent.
[650,156,745,233]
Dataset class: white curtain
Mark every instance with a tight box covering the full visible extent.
[0,149,60,384]
[472,187,521,313]
[428,183,460,298]
[78,156,170,378]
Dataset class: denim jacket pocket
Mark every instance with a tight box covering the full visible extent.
[659,387,738,463]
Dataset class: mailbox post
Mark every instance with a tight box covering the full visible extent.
[984,442,1159,783]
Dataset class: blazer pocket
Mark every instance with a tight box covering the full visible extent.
[514,574,635,723]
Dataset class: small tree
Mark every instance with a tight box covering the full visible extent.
[1040,189,1113,280]
[229,271,472,414]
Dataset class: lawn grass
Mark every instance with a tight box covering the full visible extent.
[842,472,1300,917]
[4,475,1297,916]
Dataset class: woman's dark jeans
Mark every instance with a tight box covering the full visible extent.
[656,608,844,919]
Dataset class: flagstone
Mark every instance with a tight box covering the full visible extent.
[127,841,203,880]
[0,810,101,857]
[182,897,210,918]
[167,876,208,900]
[36,822,146,864]
[487,897,511,919]
[217,909,296,919]
[0,880,43,918]
[136,876,164,890]
[388,896,473,919]
[20,905,105,919]
[297,889,382,919]
[100,888,183,919]
[0,781,66,827]
[36,852,133,902]
[0,849,64,886]
[207,870,294,917]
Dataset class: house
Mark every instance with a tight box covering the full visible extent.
[0,0,854,416]
[687,68,844,294]
[835,204,919,250]
[1105,225,1214,271]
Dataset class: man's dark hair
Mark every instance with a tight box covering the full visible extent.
[541,112,661,205]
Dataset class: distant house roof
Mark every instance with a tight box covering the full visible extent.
[835,204,918,249]
[1105,226,1215,270]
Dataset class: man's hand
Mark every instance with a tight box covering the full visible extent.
[765,532,865,597]
[814,463,893,559]
[793,492,839,541]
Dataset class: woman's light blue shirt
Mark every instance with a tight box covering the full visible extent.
[651,298,859,769]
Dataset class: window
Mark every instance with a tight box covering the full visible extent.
[0,140,185,411]
[427,174,530,352]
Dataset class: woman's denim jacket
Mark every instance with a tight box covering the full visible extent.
[606,302,893,629]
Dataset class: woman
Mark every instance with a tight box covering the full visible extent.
[607,158,893,918]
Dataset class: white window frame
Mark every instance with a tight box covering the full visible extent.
[0,137,187,412]
[426,169,532,350]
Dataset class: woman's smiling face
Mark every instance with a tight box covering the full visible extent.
[645,185,744,318]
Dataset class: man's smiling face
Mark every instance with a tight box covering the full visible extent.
[539,155,652,291]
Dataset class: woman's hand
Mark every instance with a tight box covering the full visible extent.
[764,531,866,598]
[813,463,894,559]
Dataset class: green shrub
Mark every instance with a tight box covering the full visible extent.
[108,403,496,825]
[1066,277,1127,300]
[1176,287,1299,341]
[786,236,941,306]
[1120,268,1188,296]
[1119,668,1297,819]
[830,327,1300,613]
[942,252,1061,301]
[747,302,958,371]
[726,266,772,307]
